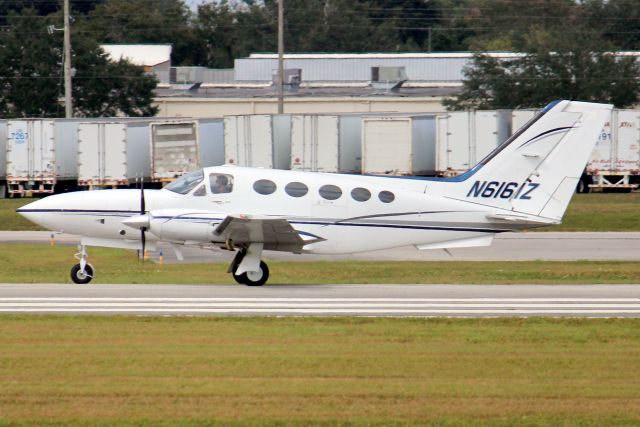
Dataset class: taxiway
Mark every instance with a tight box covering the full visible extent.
[1,231,640,261]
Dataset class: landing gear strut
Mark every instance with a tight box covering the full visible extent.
[71,245,94,284]
[228,243,269,286]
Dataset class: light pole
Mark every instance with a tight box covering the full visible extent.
[277,0,284,114]
[63,0,73,118]
[49,0,73,118]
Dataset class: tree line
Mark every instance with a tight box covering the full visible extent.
[2,0,640,116]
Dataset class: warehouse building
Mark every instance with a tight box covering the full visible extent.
[152,52,526,117]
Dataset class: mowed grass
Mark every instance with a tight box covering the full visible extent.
[544,192,640,232]
[1,243,640,284]
[0,316,639,426]
[2,192,640,232]
[0,198,45,231]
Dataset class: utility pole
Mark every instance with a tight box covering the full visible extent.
[277,0,284,114]
[63,0,73,118]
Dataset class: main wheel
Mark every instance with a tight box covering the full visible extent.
[232,261,269,286]
[70,263,94,284]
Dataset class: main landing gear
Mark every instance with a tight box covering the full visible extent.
[70,245,94,284]
[228,243,270,286]
[67,243,271,287]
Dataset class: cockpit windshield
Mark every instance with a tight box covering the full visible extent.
[165,169,204,194]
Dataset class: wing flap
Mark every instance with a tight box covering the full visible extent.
[214,214,309,253]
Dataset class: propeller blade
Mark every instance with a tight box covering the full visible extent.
[140,179,146,215]
[140,179,146,260]
[141,226,147,261]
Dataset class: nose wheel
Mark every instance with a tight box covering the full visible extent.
[229,243,269,286]
[71,245,94,284]
[71,263,94,284]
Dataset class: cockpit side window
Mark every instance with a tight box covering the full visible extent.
[193,184,206,197]
[210,173,234,194]
[165,169,204,195]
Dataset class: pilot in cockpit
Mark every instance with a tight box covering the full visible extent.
[211,174,232,194]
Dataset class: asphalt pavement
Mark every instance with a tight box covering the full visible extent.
[1,231,639,262]
[1,283,639,317]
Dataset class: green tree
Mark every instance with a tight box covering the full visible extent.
[582,0,640,50]
[462,0,579,51]
[0,8,158,118]
[78,0,195,65]
[445,27,640,110]
[193,1,274,68]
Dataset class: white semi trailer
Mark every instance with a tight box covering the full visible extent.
[6,120,56,196]
[586,109,640,191]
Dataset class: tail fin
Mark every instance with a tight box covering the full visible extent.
[449,100,612,221]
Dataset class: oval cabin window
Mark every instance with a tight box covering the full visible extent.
[285,182,308,198]
[253,179,277,195]
[319,184,342,200]
[351,187,371,202]
[378,191,395,203]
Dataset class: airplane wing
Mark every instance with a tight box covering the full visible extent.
[213,214,320,253]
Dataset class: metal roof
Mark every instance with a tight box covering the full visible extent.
[101,44,172,67]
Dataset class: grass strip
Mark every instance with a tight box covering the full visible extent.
[0,316,639,426]
[546,192,640,232]
[0,243,639,284]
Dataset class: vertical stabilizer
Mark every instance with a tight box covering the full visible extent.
[447,100,612,221]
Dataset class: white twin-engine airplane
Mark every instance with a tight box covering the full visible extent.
[18,100,611,286]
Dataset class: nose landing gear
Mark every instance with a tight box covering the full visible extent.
[71,245,94,284]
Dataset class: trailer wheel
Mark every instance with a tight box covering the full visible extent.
[577,175,591,193]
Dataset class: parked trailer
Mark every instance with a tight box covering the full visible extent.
[198,118,225,168]
[0,120,6,196]
[511,110,538,134]
[361,115,436,175]
[435,110,511,176]
[291,115,338,172]
[290,115,361,173]
[6,120,56,196]
[587,109,640,191]
[151,120,200,182]
[77,121,151,189]
[224,115,291,169]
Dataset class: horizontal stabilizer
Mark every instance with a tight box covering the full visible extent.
[415,234,494,250]
[486,213,559,225]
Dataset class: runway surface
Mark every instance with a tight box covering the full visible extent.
[1,283,639,317]
[1,231,640,261]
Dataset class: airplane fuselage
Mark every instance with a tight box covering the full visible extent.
[20,165,524,255]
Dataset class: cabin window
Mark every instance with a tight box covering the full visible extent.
[253,179,277,195]
[351,187,371,202]
[378,191,395,203]
[193,184,206,197]
[319,184,342,200]
[165,169,204,195]
[285,182,308,198]
[210,173,234,194]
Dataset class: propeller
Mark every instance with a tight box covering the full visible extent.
[139,179,147,261]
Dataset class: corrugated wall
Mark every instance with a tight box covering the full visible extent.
[234,57,471,82]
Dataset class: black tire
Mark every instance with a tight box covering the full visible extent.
[70,263,94,284]
[233,261,269,286]
[577,174,592,194]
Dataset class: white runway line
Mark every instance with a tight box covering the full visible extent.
[1,298,639,302]
[1,297,640,316]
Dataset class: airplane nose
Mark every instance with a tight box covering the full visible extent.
[16,199,46,223]
[16,195,68,230]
